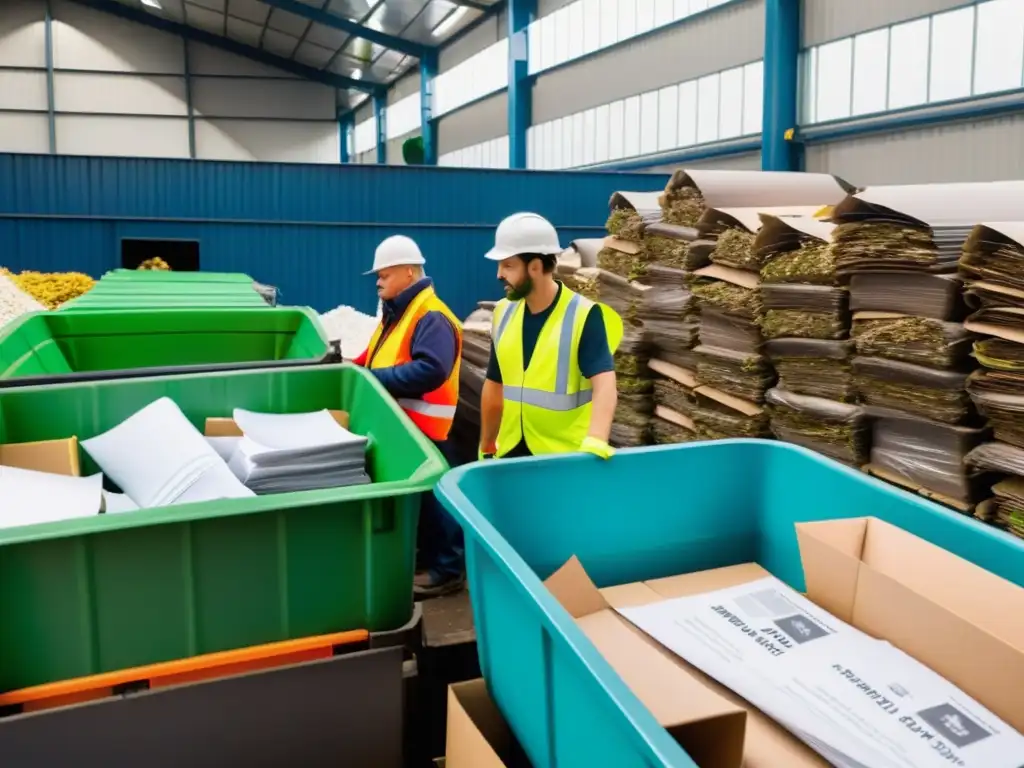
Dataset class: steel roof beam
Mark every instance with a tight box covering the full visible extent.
[68,0,378,93]
[259,0,429,58]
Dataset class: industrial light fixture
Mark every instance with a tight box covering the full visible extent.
[432,6,468,38]
[140,0,163,9]
[351,69,363,80]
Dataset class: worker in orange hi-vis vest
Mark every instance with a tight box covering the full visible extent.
[353,235,465,597]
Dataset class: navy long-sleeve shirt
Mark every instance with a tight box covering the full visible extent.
[360,278,459,399]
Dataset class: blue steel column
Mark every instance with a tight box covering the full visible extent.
[338,111,353,163]
[507,0,535,169]
[762,0,801,171]
[373,90,387,164]
[44,0,56,154]
[419,52,438,165]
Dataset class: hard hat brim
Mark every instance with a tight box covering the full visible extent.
[364,256,426,275]
[484,244,562,261]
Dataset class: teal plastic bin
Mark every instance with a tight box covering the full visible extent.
[435,440,1024,768]
[0,364,446,692]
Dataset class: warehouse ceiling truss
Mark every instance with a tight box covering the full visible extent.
[69,0,504,110]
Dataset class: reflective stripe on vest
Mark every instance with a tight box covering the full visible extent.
[396,399,458,419]
[498,292,587,412]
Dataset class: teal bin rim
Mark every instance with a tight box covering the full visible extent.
[0,363,444,547]
[434,439,1023,768]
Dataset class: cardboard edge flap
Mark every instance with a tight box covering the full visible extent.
[545,556,610,618]
[648,358,697,388]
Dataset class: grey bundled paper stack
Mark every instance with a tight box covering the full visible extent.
[961,222,1024,538]
[836,182,1024,509]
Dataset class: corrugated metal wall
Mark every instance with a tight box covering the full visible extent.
[802,0,969,46]
[0,153,668,318]
[805,113,1024,185]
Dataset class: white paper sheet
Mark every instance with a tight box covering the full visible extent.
[102,490,139,514]
[206,436,241,463]
[0,466,103,528]
[618,576,1024,768]
[232,409,365,449]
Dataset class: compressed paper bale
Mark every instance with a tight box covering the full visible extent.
[830,222,938,273]
[852,316,970,369]
[695,346,775,404]
[653,378,695,414]
[761,309,846,341]
[689,394,769,439]
[855,376,971,424]
[760,240,836,285]
[709,229,758,271]
[652,417,700,444]
[691,279,762,321]
[659,186,706,227]
[606,209,645,243]
[766,389,867,465]
[773,358,857,402]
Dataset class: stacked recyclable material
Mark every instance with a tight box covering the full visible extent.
[961,222,1024,536]
[647,358,699,444]
[834,182,1024,508]
[752,214,869,463]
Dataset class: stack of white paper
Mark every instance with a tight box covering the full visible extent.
[82,397,255,509]
[619,576,1024,768]
[0,466,104,529]
[225,409,370,494]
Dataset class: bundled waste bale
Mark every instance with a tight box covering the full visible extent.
[555,238,603,279]
[641,265,697,368]
[965,441,1024,536]
[690,265,762,323]
[658,183,707,227]
[644,223,705,270]
[651,405,700,444]
[765,388,868,466]
[850,272,963,319]
[695,345,774,403]
[830,223,939,274]
[853,357,973,424]
[967,369,1024,448]
[760,238,836,284]
[689,386,769,439]
[699,308,762,356]
[595,269,649,328]
[960,222,1024,290]
[708,228,758,271]
[761,284,848,340]
[765,339,856,402]
[610,323,654,448]
[867,410,989,512]
[2,268,96,309]
[851,314,973,368]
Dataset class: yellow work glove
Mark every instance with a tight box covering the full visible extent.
[579,436,615,459]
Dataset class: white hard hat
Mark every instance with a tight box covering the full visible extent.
[485,212,562,261]
[365,235,426,275]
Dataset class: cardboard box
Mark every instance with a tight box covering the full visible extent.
[546,559,820,768]
[204,410,350,437]
[797,516,1024,733]
[445,679,529,768]
[0,437,81,477]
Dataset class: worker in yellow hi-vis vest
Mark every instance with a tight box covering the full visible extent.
[478,212,623,461]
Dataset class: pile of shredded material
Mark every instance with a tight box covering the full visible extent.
[319,303,381,358]
[0,270,45,330]
[658,186,706,227]
[760,239,836,284]
[710,229,759,271]
[2,267,96,310]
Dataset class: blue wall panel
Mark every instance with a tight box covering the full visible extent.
[0,154,668,318]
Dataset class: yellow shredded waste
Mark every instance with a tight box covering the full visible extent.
[1,268,96,309]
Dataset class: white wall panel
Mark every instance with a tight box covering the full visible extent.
[54,73,188,116]
[0,113,49,153]
[389,71,421,103]
[532,0,764,123]
[805,114,1024,185]
[437,92,507,154]
[439,10,507,71]
[0,70,47,111]
[187,41,300,78]
[192,78,334,119]
[51,0,183,73]
[196,120,339,163]
[803,0,968,47]
[0,0,45,68]
[642,151,763,174]
[55,115,190,158]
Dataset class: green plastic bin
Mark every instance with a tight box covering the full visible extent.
[0,308,330,386]
[0,363,446,692]
[60,292,269,310]
[100,270,255,283]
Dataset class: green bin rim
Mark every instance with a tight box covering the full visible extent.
[0,363,444,546]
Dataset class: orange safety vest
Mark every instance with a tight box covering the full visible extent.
[365,285,462,441]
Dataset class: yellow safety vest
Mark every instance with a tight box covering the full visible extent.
[492,286,623,456]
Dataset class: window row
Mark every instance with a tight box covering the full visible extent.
[527,61,762,170]
[801,0,1024,125]
[528,0,737,76]
[433,39,509,118]
[438,135,511,169]
[353,117,376,154]
[387,92,423,140]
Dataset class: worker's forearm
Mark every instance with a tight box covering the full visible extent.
[587,372,617,443]
[479,379,504,450]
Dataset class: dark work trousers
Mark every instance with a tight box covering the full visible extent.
[418,439,465,581]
